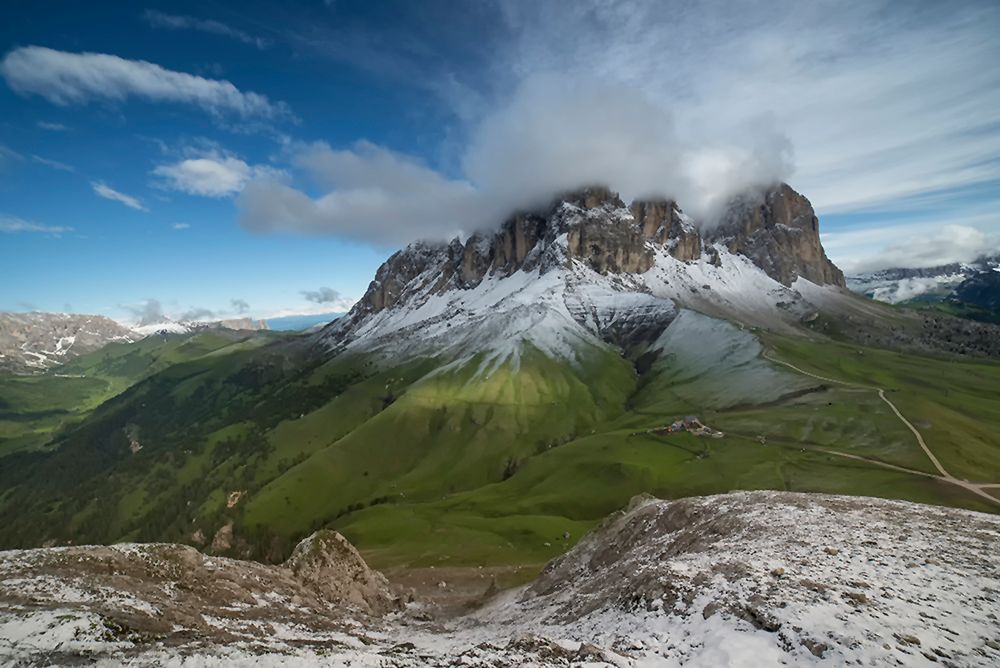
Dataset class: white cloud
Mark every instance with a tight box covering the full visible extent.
[829,224,1000,273]
[92,181,148,211]
[239,141,479,244]
[36,121,68,131]
[154,152,285,197]
[493,1,1000,217]
[143,10,270,49]
[238,77,790,244]
[301,286,342,304]
[0,46,291,120]
[0,215,73,235]
[31,154,74,172]
[172,222,191,230]
[242,0,1000,261]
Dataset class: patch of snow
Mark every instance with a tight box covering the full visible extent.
[132,321,191,336]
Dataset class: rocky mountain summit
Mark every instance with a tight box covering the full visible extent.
[348,182,842,323]
[317,181,1000,363]
[2,492,996,666]
[0,311,136,373]
[319,181,1000,364]
[711,183,845,287]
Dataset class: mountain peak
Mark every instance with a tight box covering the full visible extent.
[354,182,843,318]
[322,182,848,367]
[707,182,845,287]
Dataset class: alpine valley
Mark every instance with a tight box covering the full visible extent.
[2,183,999,665]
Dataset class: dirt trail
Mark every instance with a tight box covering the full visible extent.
[763,351,1000,507]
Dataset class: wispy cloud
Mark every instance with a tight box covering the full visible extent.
[832,224,1000,274]
[249,0,1000,265]
[172,222,191,230]
[0,143,23,166]
[31,154,74,172]
[238,78,791,245]
[301,286,342,304]
[143,10,271,49]
[121,298,165,326]
[179,306,215,321]
[154,150,285,197]
[91,181,148,211]
[231,298,250,313]
[0,215,73,235]
[0,46,292,120]
[36,120,68,131]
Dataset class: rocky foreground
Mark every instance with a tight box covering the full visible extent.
[1,491,997,666]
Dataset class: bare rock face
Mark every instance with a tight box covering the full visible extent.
[563,188,653,274]
[210,521,233,553]
[708,183,845,287]
[214,317,268,331]
[631,199,702,261]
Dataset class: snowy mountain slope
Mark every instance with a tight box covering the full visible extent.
[2,491,996,666]
[317,184,846,373]
[468,491,1000,667]
[638,310,817,410]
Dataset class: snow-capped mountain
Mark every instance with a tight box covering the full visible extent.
[847,255,1000,304]
[318,183,847,369]
[0,312,137,373]
[130,316,269,337]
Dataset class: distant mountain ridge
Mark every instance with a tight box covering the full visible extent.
[0,312,269,374]
[848,254,1000,323]
[0,312,137,373]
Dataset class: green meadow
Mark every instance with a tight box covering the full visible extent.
[0,312,996,575]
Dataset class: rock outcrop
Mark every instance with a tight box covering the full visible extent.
[630,198,701,261]
[707,183,845,287]
[0,529,402,663]
[283,529,401,616]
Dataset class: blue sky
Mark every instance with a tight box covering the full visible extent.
[1,1,999,323]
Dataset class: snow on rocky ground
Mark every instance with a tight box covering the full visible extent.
[642,247,819,332]
[647,310,815,408]
[330,241,836,377]
[130,320,193,336]
[1,492,996,666]
[334,251,679,373]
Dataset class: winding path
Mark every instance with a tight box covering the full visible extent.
[762,351,1000,507]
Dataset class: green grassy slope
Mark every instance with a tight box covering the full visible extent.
[0,330,275,456]
[0,310,996,574]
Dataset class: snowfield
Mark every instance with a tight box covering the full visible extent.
[1,491,996,666]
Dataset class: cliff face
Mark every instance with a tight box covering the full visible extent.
[352,182,844,321]
[708,183,845,287]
